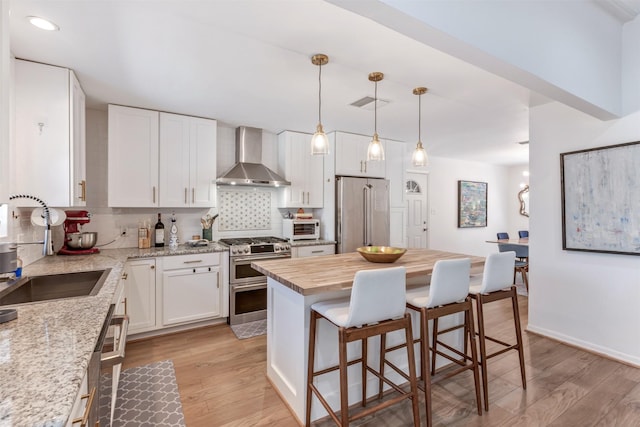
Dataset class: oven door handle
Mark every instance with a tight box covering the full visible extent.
[232,282,268,291]
[234,254,291,262]
[101,314,129,368]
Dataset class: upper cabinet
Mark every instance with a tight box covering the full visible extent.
[334,132,385,178]
[278,131,323,208]
[14,59,86,207]
[108,105,159,207]
[159,113,217,207]
[108,105,217,208]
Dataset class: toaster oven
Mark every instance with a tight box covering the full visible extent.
[283,219,320,241]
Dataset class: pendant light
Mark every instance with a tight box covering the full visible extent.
[411,87,428,167]
[310,54,329,155]
[367,72,385,161]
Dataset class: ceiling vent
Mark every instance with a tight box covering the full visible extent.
[350,96,390,111]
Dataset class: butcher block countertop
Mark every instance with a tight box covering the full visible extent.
[252,249,485,296]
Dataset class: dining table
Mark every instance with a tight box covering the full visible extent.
[485,237,529,245]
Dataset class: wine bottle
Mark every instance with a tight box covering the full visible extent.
[155,213,165,247]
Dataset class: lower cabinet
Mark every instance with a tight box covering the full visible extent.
[124,252,228,337]
[162,253,222,326]
[292,244,335,258]
[124,258,157,334]
[65,370,89,427]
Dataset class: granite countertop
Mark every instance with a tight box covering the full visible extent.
[0,243,227,427]
[289,239,336,247]
[252,249,485,296]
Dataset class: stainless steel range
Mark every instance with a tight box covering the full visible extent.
[219,236,291,325]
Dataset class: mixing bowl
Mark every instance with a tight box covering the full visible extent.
[66,232,98,249]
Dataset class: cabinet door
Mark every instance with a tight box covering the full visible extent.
[124,258,156,334]
[14,60,71,206]
[69,70,86,207]
[189,117,217,207]
[159,112,190,207]
[108,105,159,207]
[334,132,386,178]
[162,266,221,325]
[278,131,324,208]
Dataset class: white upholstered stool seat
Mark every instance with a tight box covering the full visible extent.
[404,258,482,427]
[468,251,526,412]
[306,266,420,426]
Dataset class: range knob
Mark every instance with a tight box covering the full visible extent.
[244,248,249,253]
[232,248,238,254]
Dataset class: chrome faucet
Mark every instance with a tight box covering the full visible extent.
[9,194,54,256]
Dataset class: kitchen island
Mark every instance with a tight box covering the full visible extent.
[252,249,484,424]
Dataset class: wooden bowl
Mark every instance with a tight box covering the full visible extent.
[357,246,407,263]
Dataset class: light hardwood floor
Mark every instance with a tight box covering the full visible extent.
[124,295,640,426]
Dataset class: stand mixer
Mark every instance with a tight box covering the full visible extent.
[58,210,100,255]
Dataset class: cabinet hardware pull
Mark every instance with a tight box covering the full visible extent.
[185,188,188,204]
[311,250,323,254]
[71,386,96,426]
[193,268,196,273]
[192,188,195,203]
[78,180,86,201]
[124,297,128,315]
[183,260,203,264]
[121,273,128,280]
[152,186,156,203]
[150,265,155,270]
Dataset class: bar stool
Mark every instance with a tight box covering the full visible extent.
[468,251,526,411]
[305,266,420,427]
[405,258,482,427]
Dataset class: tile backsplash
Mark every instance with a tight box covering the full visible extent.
[219,190,271,231]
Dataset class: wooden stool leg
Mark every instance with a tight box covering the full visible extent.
[431,317,438,375]
[475,295,490,412]
[422,308,433,427]
[403,314,421,427]
[339,328,349,426]
[361,337,368,407]
[305,311,318,427]
[465,300,483,415]
[378,333,386,400]
[511,288,527,389]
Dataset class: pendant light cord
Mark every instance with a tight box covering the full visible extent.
[418,92,422,142]
[374,80,378,133]
[318,62,322,124]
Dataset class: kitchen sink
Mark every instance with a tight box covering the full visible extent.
[0,268,111,306]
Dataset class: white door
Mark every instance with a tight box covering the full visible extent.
[406,172,429,248]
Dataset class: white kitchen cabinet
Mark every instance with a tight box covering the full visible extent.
[278,131,324,208]
[292,244,335,258]
[161,253,222,326]
[14,59,86,207]
[334,131,385,178]
[159,113,217,207]
[65,369,89,427]
[108,105,159,207]
[123,258,157,334]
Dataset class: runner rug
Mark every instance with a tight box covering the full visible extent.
[99,359,186,427]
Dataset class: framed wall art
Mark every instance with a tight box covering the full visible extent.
[458,180,487,228]
[561,140,640,255]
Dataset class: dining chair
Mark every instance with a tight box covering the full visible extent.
[498,243,529,292]
[404,258,482,427]
[496,232,509,240]
[468,251,526,411]
[518,230,529,238]
[306,266,420,427]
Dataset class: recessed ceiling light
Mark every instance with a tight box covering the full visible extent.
[27,16,59,31]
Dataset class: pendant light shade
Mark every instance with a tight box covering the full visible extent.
[367,72,385,161]
[310,54,329,155]
[411,87,428,167]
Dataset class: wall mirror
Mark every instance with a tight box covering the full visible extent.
[518,185,529,217]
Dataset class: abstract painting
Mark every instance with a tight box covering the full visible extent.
[458,180,487,228]
[561,141,640,255]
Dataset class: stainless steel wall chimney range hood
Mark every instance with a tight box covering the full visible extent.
[216,127,290,187]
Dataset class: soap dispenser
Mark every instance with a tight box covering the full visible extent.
[169,212,179,250]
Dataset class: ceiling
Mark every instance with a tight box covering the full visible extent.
[8,1,627,166]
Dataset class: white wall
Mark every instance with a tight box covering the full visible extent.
[529,101,640,366]
[427,156,509,257]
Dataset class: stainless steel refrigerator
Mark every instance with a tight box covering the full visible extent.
[336,176,390,253]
